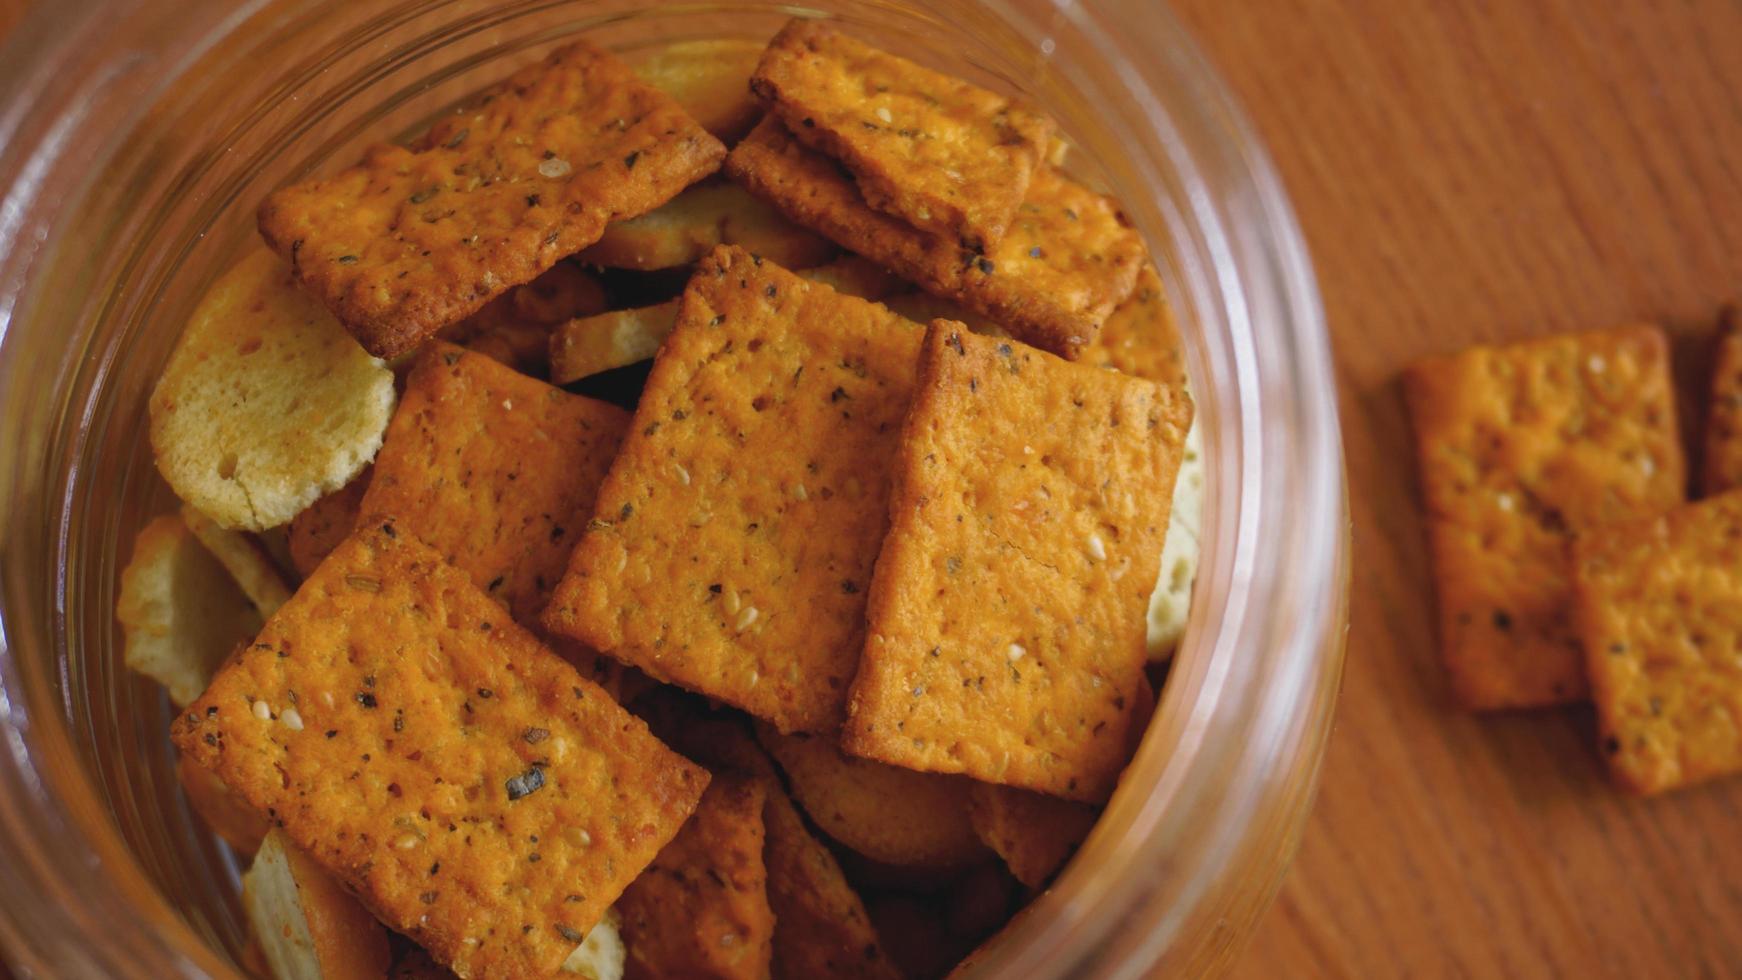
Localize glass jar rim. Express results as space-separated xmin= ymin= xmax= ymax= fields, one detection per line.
xmin=0 ymin=1 xmax=1346 ymax=976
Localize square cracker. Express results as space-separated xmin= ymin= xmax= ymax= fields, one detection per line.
xmin=1404 ymin=325 xmax=1685 ymax=710
xmin=543 ymin=246 xmax=925 ymax=733
xmin=171 ymin=522 xmax=708 ymax=979
xmin=1702 ymin=306 xmax=1742 ymax=495
xmin=725 ymin=116 xmax=1143 ymax=360
xmin=1573 ymin=492 xmax=1742 ymax=794
xmin=843 ymin=324 xmax=1190 ymax=802
xmin=750 ymin=19 xmax=1054 ymax=251
xmin=637 ymin=698 xmax=900 ymax=980
xmin=617 ymin=774 xmax=775 ymax=980
xmin=359 ymin=343 xmax=630 ymax=626
xmin=258 ymin=41 xmax=725 ymax=359
xmin=1081 ymin=264 xmax=1188 ymax=391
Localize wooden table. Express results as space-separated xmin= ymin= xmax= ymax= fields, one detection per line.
xmin=1166 ymin=1 xmax=1742 ymax=976
xmin=4 ymin=1 xmax=1739 ymax=977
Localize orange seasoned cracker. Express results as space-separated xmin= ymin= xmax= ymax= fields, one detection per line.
xmin=438 ymin=261 xmax=609 ymax=375
xmin=287 ymin=470 xmax=369 ymax=580
xmin=757 ymin=724 xmax=986 ymax=869
xmin=171 ymin=522 xmax=708 ymax=978
xmin=1703 ymin=306 xmax=1742 ymax=495
xmin=844 ymin=325 xmax=1189 ymax=802
xmin=1573 ymin=491 xmax=1742 ymax=794
xmin=726 ymin=117 xmax=1140 ymax=359
xmin=544 ymin=246 xmax=925 ymax=733
xmin=966 ymin=783 xmax=1097 ymax=889
xmin=1082 ymin=264 xmax=1187 ymax=390
xmin=638 ymin=701 xmax=899 ymax=980
xmin=258 ymin=42 xmax=725 ymax=359
xmin=359 ymin=343 xmax=630 ymax=625
xmin=1404 ymin=325 xmax=1686 ymax=710
xmin=579 ymin=179 xmax=835 ymax=272
xmin=618 ymin=774 xmax=774 ymax=980
xmin=751 ymin=19 xmax=1053 ymax=250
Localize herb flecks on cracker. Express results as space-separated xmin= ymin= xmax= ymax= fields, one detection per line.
xmin=1405 ymin=325 xmax=1686 ymax=710
xmin=844 ymin=324 xmax=1190 ymax=802
xmin=726 ymin=116 xmax=1141 ymax=359
xmin=359 ymin=343 xmax=630 ymax=626
xmin=544 ymin=246 xmax=924 ymax=733
xmin=172 ymin=521 xmax=708 ymax=978
xmin=258 ymin=42 xmax=725 ymax=359
xmin=751 ymin=19 xmax=1054 ymax=251
xmin=617 ymin=775 xmax=775 ymax=980
xmin=1573 ymin=491 xmax=1742 ymax=795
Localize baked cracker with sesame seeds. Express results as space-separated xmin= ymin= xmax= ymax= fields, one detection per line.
xmin=543 ymin=245 xmax=926 ymax=734
xmin=1572 ymin=490 xmax=1742 ymax=794
xmin=1702 ymin=305 xmax=1742 ymax=495
xmin=616 ymin=774 xmax=775 ymax=980
xmin=258 ymin=41 xmax=726 ymax=360
xmin=636 ymin=697 xmax=902 ymax=980
xmin=171 ymin=521 xmax=708 ymax=979
xmin=725 ymin=116 xmax=1143 ymax=360
xmin=749 ymin=18 xmax=1054 ymax=251
xmin=844 ymin=324 xmax=1190 ymax=802
xmin=1404 ymin=325 xmax=1686 ymax=711
xmin=358 ymin=343 xmax=630 ymax=627
xmin=287 ymin=469 xmax=370 ymax=579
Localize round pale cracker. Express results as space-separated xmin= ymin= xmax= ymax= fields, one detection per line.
xmin=181 ymin=503 xmax=293 ymax=616
xmin=150 ymin=248 xmax=395 ymax=531
xmin=1146 ymin=411 xmax=1204 ymax=660
xmin=756 ymin=723 xmax=987 ymax=870
xmin=116 ymin=514 xmax=262 ymax=706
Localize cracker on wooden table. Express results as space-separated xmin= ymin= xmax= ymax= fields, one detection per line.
xmin=632 ymin=39 xmax=768 ymax=144
xmin=1572 ymin=491 xmax=1742 ymax=794
xmin=579 ymin=179 xmax=836 ymax=271
xmin=844 ymin=324 xmax=1190 ymax=802
xmin=172 ymin=521 xmax=708 ymax=978
xmin=725 ymin=116 xmax=1141 ymax=359
xmin=751 ymin=19 xmax=1054 ymax=250
xmin=618 ymin=774 xmax=775 ymax=980
xmin=544 ymin=246 xmax=925 ymax=733
xmin=547 ymin=255 xmax=904 ymax=385
xmin=636 ymin=699 xmax=900 ymax=980
xmin=287 ymin=470 xmax=370 ymax=580
xmin=966 ymin=783 xmax=1097 ymax=889
xmin=118 ymin=515 xmax=263 ymax=707
xmin=1702 ymin=306 xmax=1742 ymax=495
xmin=756 ymin=723 xmax=987 ymax=869
xmin=245 ymin=829 xmax=394 ymax=980
xmin=150 ymin=249 xmax=395 ymax=531
xmin=181 ymin=504 xmax=295 ymax=617
xmin=258 ymin=42 xmax=726 ymax=359
xmin=359 ymin=343 xmax=630 ymax=626
xmin=1404 ymin=325 xmax=1686 ymax=710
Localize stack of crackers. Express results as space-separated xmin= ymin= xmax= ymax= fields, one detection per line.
xmin=125 ymin=20 xmax=1198 ymax=980
xmin=1408 ymin=310 xmax=1742 ymax=796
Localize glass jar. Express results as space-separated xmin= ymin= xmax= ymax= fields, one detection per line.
xmin=0 ymin=0 xmax=1348 ymax=976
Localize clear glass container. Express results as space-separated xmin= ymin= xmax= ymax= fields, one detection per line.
xmin=0 ymin=0 xmax=1347 ymax=976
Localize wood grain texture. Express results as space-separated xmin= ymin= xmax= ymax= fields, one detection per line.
xmin=1167 ymin=1 xmax=1742 ymax=976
